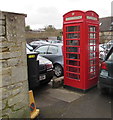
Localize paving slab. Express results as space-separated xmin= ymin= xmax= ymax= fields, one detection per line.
xmin=45 ymin=87 xmax=85 ymax=103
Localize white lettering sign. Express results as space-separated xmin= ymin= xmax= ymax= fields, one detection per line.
xmin=66 ymin=16 xmax=82 ymax=21
xmin=86 ymin=16 xmax=97 ymax=20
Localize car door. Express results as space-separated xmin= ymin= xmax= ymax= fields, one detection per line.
xmin=34 ymin=45 xmax=63 ymax=65
xmin=44 ymin=45 xmax=59 ymax=63
xmin=104 ymin=47 xmax=113 ymax=85
xmin=106 ymin=47 xmax=113 ymax=78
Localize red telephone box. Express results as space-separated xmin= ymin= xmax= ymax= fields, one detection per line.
xmin=63 ymin=10 xmax=99 ymax=91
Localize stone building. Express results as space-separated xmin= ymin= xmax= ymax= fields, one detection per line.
xmin=99 ymin=16 xmax=113 ymax=43
xmin=0 ymin=11 xmax=30 ymax=119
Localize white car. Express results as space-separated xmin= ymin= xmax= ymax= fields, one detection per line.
xmin=99 ymin=45 xmax=106 ymax=60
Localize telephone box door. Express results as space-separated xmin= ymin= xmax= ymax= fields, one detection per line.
xmin=63 ymin=23 xmax=84 ymax=89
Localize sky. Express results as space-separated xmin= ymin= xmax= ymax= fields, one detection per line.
xmin=0 ymin=0 xmax=112 ymax=30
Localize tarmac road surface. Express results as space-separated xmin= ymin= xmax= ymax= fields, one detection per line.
xmin=33 ymin=82 xmax=112 ymax=119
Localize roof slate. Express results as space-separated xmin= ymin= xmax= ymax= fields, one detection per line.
xmin=99 ymin=17 xmax=113 ymax=32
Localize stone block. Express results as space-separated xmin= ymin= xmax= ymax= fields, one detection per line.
xmin=0 ymin=85 xmax=2 ymax=94
xmin=8 ymin=42 xmax=15 ymax=48
xmin=0 ymin=60 xmax=8 ymax=68
xmin=2 ymin=108 xmax=12 ymax=118
xmin=0 ymin=52 xmax=10 ymax=60
xmin=0 ymin=41 xmax=8 ymax=48
xmin=7 ymin=57 xmax=21 ymax=67
xmin=0 ymin=12 xmax=5 ymax=19
xmin=0 ymin=67 xmax=11 ymax=75
xmin=0 ymin=110 xmax=2 ymax=119
xmin=52 ymin=76 xmax=64 ymax=88
xmin=2 ymin=87 xmax=12 ymax=100
xmin=9 ymin=46 xmax=21 ymax=52
xmin=2 ymin=99 xmax=7 ymax=110
xmin=0 ymin=37 xmax=7 ymax=42
xmin=8 ymin=106 xmax=30 ymax=118
xmin=0 ymin=26 xmax=5 ymax=36
xmin=21 ymin=41 xmax=26 ymax=54
xmin=11 ymin=66 xmax=27 ymax=83
xmin=1 ymin=47 xmax=9 ymax=52
xmin=0 ymin=100 xmax=2 ymax=110
xmin=12 ymin=88 xmax=21 ymax=96
xmin=20 ymin=54 xmax=27 ymax=66
xmin=0 ymin=88 xmax=2 ymax=108
xmin=10 ymin=51 xmax=21 ymax=58
xmin=0 ymin=19 xmax=5 ymax=25
xmin=8 ymin=93 xmax=22 ymax=107
xmin=2 ymin=74 xmax=11 ymax=87
xmin=0 ymin=75 xmax=2 ymax=88
xmin=7 ymin=82 xmax=23 ymax=90
xmin=8 ymin=83 xmax=29 ymax=107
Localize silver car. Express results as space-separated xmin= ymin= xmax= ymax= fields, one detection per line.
xmin=34 ymin=43 xmax=63 ymax=77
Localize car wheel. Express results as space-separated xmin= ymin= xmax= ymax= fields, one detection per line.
xmin=54 ymin=64 xmax=63 ymax=77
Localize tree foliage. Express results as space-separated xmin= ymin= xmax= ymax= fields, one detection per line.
xmin=25 ymin=25 xmax=31 ymax=31
xmin=44 ymin=25 xmax=56 ymax=32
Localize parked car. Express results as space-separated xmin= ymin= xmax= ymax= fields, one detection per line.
xmin=29 ymin=40 xmax=49 ymax=49
xmin=34 ymin=43 xmax=63 ymax=77
xmin=48 ymin=40 xmax=63 ymax=44
xmin=26 ymin=43 xmax=34 ymax=51
xmin=37 ymin=55 xmax=54 ymax=84
xmin=107 ymin=40 xmax=113 ymax=45
xmin=103 ymin=40 xmax=113 ymax=55
xmin=26 ymin=44 xmax=54 ymax=89
xmin=99 ymin=45 xmax=113 ymax=94
xmin=99 ymin=44 xmax=106 ymax=60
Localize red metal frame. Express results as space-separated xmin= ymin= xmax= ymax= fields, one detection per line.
xmin=63 ymin=10 xmax=99 ymax=90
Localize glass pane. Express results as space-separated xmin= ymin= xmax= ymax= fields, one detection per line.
xmin=67 ymin=66 xmax=80 ymax=73
xmin=67 ymin=26 xmax=80 ymax=32
xmin=89 ymin=33 xmax=96 ymax=39
xmin=108 ymin=52 xmax=113 ymax=61
xmin=66 ymin=60 xmax=80 ymax=66
xmin=89 ymin=26 xmax=96 ymax=32
xmin=66 ymin=40 xmax=80 ymax=46
xmin=90 ymin=66 xmax=96 ymax=72
xmin=48 ymin=45 xmax=58 ymax=54
xmin=90 ymin=52 xmax=96 ymax=59
xmin=89 ymin=40 xmax=96 ymax=45
xmin=90 ymin=66 xmax=94 ymax=72
xmin=67 ymin=33 xmax=80 ymax=39
xmin=90 ymin=72 xmax=96 ymax=78
xmin=90 ymin=60 xmax=96 ymax=65
xmin=67 ymin=47 xmax=80 ymax=52
xmin=90 ymin=46 xmax=96 ymax=52
xmin=90 ymin=46 xmax=93 ymax=51
xmin=35 ymin=45 xmax=48 ymax=54
xmin=67 ymin=73 xmax=80 ymax=80
xmin=67 ymin=54 xmax=80 ymax=59
xmin=90 ymin=53 xmax=94 ymax=59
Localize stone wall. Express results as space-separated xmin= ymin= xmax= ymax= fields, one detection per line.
xmin=99 ymin=31 xmax=113 ymax=43
xmin=0 ymin=11 xmax=30 ymax=119
xmin=26 ymin=30 xmax=62 ymax=43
